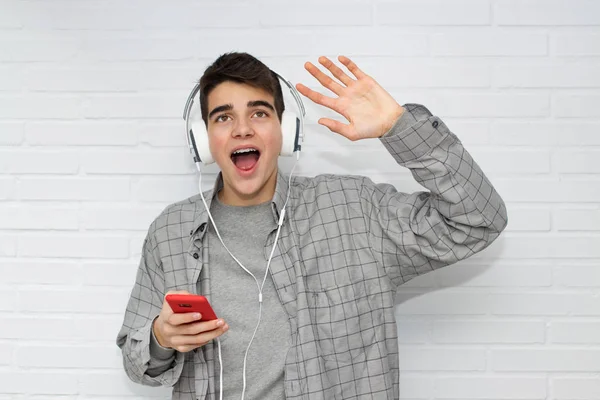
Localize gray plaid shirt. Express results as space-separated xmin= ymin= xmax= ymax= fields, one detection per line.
xmin=116 ymin=104 xmax=508 ymax=400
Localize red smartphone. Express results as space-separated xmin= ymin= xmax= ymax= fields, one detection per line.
xmin=165 ymin=294 xmax=218 ymax=321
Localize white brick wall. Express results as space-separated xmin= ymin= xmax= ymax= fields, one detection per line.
xmin=0 ymin=0 xmax=598 ymax=398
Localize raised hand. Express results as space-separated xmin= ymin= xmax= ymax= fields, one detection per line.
xmin=296 ymin=55 xmax=404 ymax=141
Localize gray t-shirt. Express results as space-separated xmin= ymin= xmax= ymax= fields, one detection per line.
xmin=202 ymin=193 xmax=291 ymax=399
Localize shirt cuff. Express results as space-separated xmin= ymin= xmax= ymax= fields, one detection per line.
xmin=380 ymin=103 xmax=452 ymax=163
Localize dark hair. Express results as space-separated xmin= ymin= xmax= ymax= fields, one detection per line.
xmin=199 ymin=52 xmax=285 ymax=125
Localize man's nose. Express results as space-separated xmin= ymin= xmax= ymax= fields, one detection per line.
xmin=233 ymin=119 xmax=253 ymax=138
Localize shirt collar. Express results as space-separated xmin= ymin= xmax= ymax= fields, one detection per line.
xmin=189 ymin=169 xmax=290 ymax=240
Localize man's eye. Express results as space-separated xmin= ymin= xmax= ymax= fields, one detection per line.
xmin=254 ymin=111 xmax=268 ymax=118
xmin=215 ymin=115 xmax=229 ymax=122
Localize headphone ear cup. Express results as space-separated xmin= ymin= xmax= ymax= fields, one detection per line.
xmin=280 ymin=111 xmax=301 ymax=157
xmin=190 ymin=119 xmax=214 ymax=165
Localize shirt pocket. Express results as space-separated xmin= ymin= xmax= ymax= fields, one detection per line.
xmin=306 ymin=284 xmax=377 ymax=364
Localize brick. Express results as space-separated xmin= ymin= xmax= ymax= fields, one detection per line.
xmin=0 ymin=66 xmax=23 ymax=91
xmin=0 ymin=234 xmax=17 ymax=257
xmin=0 ymin=178 xmax=15 ymax=199
xmin=0 ymin=343 xmax=12 ymax=365
xmin=81 ymin=204 xmax=162 ymax=231
xmin=342 ymin=59 xmax=491 ymax=90
xmin=398 ymin=375 xmax=433 ymax=398
xmin=26 ymin=66 xmax=140 ymax=92
xmin=18 ymin=234 xmax=130 ymax=259
xmin=18 ymin=288 xmax=131 ymax=314
xmin=16 ymin=345 xmax=120 ymax=368
xmin=74 ymin=316 xmax=125 ymax=343
xmin=469 ymin=148 xmax=550 ymax=174
xmin=133 ymin=176 xmax=202 ymax=202
xmin=396 ymin=291 xmax=488 ymax=315
xmin=142 ymin=3 xmax=259 ymax=28
xmin=0 ymin=150 xmax=79 ymax=174
xmin=493 ymin=349 xmax=600 ymax=371
xmin=552 ymin=34 xmax=600 ymax=56
xmin=376 ymin=0 xmax=490 ymax=25
xmin=0 ymin=372 xmax=77 ymax=395
xmin=556 ymin=209 xmax=600 ymax=231
xmin=0 ymin=95 xmax=82 ymax=119
xmin=491 ymin=122 xmax=600 ymax=146
xmin=0 ymin=316 xmax=76 ymax=340
xmin=554 ymin=94 xmax=600 ymax=118
xmin=503 ymin=207 xmax=551 ymax=231
xmin=83 ymin=94 xmax=181 ymax=118
xmin=18 ymin=1 xmax=140 ymax=30
xmin=0 ymin=122 xmax=24 ymax=145
xmin=192 ymin=31 xmax=316 ymax=58
xmin=139 ymin=121 xmax=188 ymax=147
xmin=395 ymin=319 xmax=431 ymax=343
xmin=79 ymin=371 xmax=170 ymax=396
xmin=556 ymin=265 xmax=600 ymax=287
xmin=435 ymin=376 xmax=546 ymax=398
xmin=437 ymin=263 xmax=552 ymax=287
xmin=553 ymin=378 xmax=600 ymax=399
xmin=433 ymin=320 xmax=545 ymax=343
xmin=554 ymin=150 xmax=600 ymax=173
xmin=494 ymin=64 xmax=600 ymax=88
xmin=78 ymin=36 xmax=197 ymax=61
xmin=431 ymin=32 xmax=547 ymax=56
xmin=0 ymin=260 xmax=80 ymax=284
xmin=0 ymin=288 xmax=16 ymax=312
xmin=0 ymin=1 xmax=21 ymax=28
xmin=550 ymin=322 xmax=600 ymax=344
xmin=485 ymin=236 xmax=600 ymax=259
xmin=492 ymin=178 xmax=600 ymax=202
xmin=572 ymin=295 xmax=600 ymax=316
xmin=82 ymin=149 xmax=195 ymax=175
xmin=0 ymin=35 xmax=80 ymax=61
xmin=420 ymin=93 xmax=549 ymax=117
xmin=308 ymin=30 xmax=429 ymax=57
xmin=495 ymin=0 xmax=600 ymax=26
xmin=0 ymin=204 xmax=78 ymax=230
xmin=26 ymin=121 xmax=137 ymax=146
xmin=491 ymin=293 xmax=600 ymax=315
xmin=398 ymin=347 xmax=485 ymax=371
xmin=260 ymin=2 xmax=372 ymax=26
xmin=18 ymin=177 xmax=130 ymax=201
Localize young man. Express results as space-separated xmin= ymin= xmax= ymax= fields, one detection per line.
xmin=117 ymin=52 xmax=508 ymax=400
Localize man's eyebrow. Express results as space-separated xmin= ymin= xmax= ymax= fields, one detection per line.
xmin=208 ymin=104 xmax=233 ymax=120
xmin=248 ymin=100 xmax=275 ymax=111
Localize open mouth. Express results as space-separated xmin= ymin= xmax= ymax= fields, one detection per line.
xmin=231 ymin=147 xmax=260 ymax=172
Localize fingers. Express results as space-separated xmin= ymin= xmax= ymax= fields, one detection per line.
xmin=295 ymin=83 xmax=338 ymax=111
xmin=318 ymin=56 xmax=354 ymax=86
xmin=318 ymin=118 xmax=357 ymax=141
xmin=168 ymin=311 xmax=202 ymax=326
xmin=303 ymin=61 xmax=344 ymax=95
xmin=338 ymin=55 xmax=367 ymax=80
xmin=169 ymin=322 xmax=229 ymax=353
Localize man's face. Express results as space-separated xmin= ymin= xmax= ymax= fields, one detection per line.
xmin=206 ymin=81 xmax=282 ymax=206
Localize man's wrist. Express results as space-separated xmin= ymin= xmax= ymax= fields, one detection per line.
xmin=152 ymin=316 xmax=170 ymax=349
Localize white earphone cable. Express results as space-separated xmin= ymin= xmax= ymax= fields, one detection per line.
xmin=195 ymin=152 xmax=299 ymax=400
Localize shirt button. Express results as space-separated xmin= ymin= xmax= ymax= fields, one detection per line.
xmin=193 ymin=253 xmax=199 ymax=259
xmin=199 ymin=223 xmax=206 ymax=232
xmin=432 ymin=120 xmax=439 ymax=128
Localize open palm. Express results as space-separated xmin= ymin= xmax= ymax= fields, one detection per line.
xmin=296 ymin=56 xmax=404 ymax=141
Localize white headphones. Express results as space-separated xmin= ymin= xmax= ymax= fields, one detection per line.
xmin=182 ymin=70 xmax=306 ymax=165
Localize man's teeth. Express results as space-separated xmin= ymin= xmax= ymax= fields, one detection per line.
xmin=233 ymin=148 xmax=257 ymax=155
